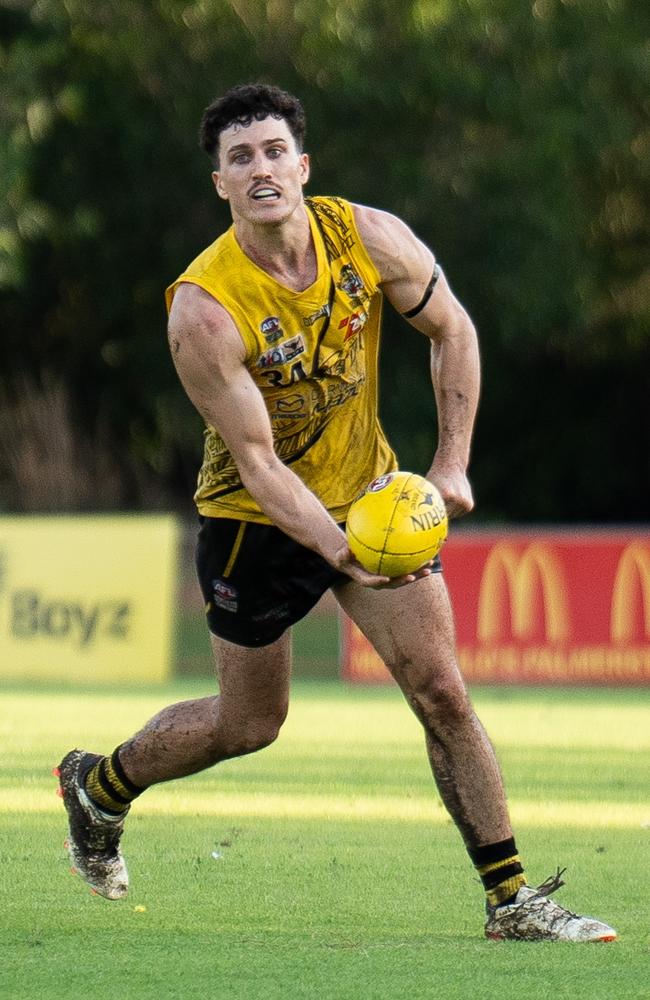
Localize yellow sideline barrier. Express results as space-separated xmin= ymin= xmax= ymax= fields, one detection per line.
xmin=0 ymin=515 xmax=179 ymax=684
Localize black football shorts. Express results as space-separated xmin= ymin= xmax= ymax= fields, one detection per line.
xmin=195 ymin=515 xmax=443 ymax=648
xmin=195 ymin=515 xmax=347 ymax=647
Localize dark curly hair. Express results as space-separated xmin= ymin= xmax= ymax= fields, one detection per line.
xmin=199 ymin=83 xmax=306 ymax=165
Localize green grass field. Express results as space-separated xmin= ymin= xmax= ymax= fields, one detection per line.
xmin=2 ymin=680 xmax=649 ymax=1000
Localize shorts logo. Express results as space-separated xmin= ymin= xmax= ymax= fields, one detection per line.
xmin=212 ymin=579 xmax=238 ymax=613
xmin=366 ymin=473 xmax=394 ymax=493
xmin=251 ymin=604 xmax=290 ymax=623
xmin=337 ymin=265 xmax=364 ymax=298
xmin=258 ymin=335 xmax=305 ymax=369
xmin=260 ymin=316 xmax=283 ymax=343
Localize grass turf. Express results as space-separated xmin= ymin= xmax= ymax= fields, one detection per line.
xmin=1 ymin=680 xmax=649 ymax=999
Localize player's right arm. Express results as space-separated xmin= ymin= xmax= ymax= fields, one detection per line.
xmin=167 ymin=282 xmax=395 ymax=587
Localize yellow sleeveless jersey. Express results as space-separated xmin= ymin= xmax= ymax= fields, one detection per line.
xmin=165 ymin=196 xmax=397 ymax=523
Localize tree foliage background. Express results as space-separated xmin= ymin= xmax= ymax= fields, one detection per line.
xmin=1 ymin=0 xmax=648 ymax=521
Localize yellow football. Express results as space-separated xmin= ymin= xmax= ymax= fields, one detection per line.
xmin=346 ymin=471 xmax=448 ymax=577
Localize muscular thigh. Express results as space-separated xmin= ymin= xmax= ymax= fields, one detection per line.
xmin=333 ymin=574 xmax=464 ymax=696
xmin=211 ymin=629 xmax=292 ymax=723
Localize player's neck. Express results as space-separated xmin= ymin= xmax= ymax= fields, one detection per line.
xmin=234 ymin=204 xmax=317 ymax=292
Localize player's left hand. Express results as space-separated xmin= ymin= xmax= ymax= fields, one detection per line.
xmin=336 ymin=549 xmax=434 ymax=589
xmin=426 ymin=460 xmax=474 ymax=520
xmin=379 ymin=562 xmax=435 ymax=589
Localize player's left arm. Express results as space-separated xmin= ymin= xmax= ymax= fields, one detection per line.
xmin=353 ymin=203 xmax=480 ymax=519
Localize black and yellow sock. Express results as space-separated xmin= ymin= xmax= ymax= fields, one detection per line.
xmin=84 ymin=747 xmax=144 ymax=815
xmin=468 ymin=837 xmax=527 ymax=907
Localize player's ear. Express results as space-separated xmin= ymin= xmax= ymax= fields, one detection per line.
xmin=212 ymin=171 xmax=228 ymax=201
xmin=299 ymin=153 xmax=310 ymax=187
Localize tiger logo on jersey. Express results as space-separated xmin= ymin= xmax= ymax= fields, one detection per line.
xmin=337 ymin=265 xmax=364 ymax=298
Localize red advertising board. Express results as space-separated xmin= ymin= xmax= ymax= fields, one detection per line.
xmin=341 ymin=531 xmax=650 ymax=686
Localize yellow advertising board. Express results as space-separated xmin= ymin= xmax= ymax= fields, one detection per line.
xmin=0 ymin=515 xmax=179 ymax=684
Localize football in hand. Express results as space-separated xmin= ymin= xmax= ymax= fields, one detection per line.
xmin=346 ymin=471 xmax=448 ymax=577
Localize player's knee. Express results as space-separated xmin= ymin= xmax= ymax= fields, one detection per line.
xmin=239 ymin=717 xmax=285 ymax=754
xmin=217 ymin=705 xmax=288 ymax=758
xmin=407 ymin=672 xmax=473 ymax=733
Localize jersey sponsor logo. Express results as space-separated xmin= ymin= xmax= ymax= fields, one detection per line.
xmin=272 ymin=393 xmax=307 ymax=430
xmin=303 ymin=304 xmax=331 ymax=327
xmin=260 ymin=316 xmax=283 ymax=343
xmin=313 ymin=378 xmax=363 ymax=413
xmin=275 ymin=394 xmax=305 ymax=413
xmin=282 ymin=336 xmax=305 ymax=362
xmin=258 ymin=335 xmax=305 ymax=370
xmin=338 ymin=310 xmax=368 ymax=340
xmin=337 ymin=264 xmax=364 ymax=298
xmin=212 ymin=578 xmax=238 ymax=613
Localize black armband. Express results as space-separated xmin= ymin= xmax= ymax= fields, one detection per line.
xmin=402 ymin=264 xmax=441 ymax=319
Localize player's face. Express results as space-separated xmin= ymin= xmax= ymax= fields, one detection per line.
xmin=213 ymin=117 xmax=310 ymax=226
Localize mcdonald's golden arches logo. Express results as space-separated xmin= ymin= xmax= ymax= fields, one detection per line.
xmin=477 ymin=543 xmax=570 ymax=643
xmin=610 ymin=542 xmax=650 ymax=642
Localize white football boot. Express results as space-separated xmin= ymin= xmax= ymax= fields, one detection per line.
xmin=55 ymin=749 xmax=129 ymax=900
xmin=485 ymin=870 xmax=617 ymax=942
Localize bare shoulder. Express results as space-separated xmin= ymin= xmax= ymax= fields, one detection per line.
xmin=352 ymin=203 xmax=433 ymax=284
xmin=167 ymin=281 xmax=245 ymax=362
xmin=168 ymin=281 xmax=232 ymax=333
